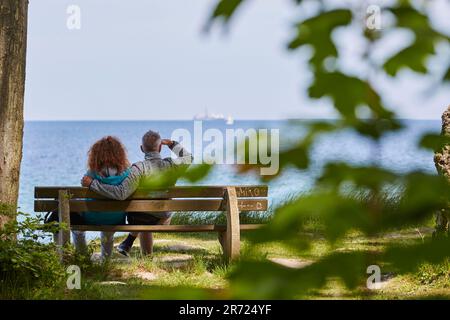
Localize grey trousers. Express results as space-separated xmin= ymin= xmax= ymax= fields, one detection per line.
xmin=72 ymin=231 xmax=115 ymax=258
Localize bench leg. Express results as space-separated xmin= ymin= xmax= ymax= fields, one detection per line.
xmin=57 ymin=190 xmax=71 ymax=259
xmin=219 ymin=187 xmax=240 ymax=263
xmin=218 ymin=231 xmax=227 ymax=257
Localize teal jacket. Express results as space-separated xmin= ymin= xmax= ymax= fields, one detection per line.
xmin=82 ymin=169 xmax=130 ymax=225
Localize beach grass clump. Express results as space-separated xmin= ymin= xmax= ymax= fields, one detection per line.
xmin=169 ymin=188 xmax=434 ymax=236
xmin=170 ymin=210 xmax=272 ymax=226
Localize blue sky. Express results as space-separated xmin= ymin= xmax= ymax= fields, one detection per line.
xmin=25 ymin=0 xmax=450 ymax=121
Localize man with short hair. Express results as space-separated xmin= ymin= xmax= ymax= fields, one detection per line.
xmin=82 ymin=130 xmax=193 ymax=256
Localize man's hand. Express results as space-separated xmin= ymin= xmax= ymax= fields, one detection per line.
xmin=81 ymin=175 xmax=93 ymax=187
xmin=161 ymin=139 xmax=174 ymax=147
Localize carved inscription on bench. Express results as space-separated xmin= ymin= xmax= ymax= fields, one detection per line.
xmin=238 ymin=200 xmax=264 ymax=211
xmin=236 ymin=187 xmax=262 ymax=198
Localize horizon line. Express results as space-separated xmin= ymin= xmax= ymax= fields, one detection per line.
xmin=23 ymin=118 xmax=440 ymax=122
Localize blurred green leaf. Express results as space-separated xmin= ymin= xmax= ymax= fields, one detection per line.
xmin=229 ymin=251 xmax=369 ymax=299
xmin=248 ymin=170 xmax=450 ymax=245
xmin=235 ymin=121 xmax=342 ymax=178
xmin=206 ymin=0 xmax=245 ymax=30
xmin=384 ymin=236 xmax=450 ymax=272
xmin=230 ymin=236 xmax=450 ymax=299
xmin=444 ymin=67 xmax=450 ymax=82
xmin=182 ymin=164 xmax=212 ymax=182
xmin=384 ymin=6 xmax=450 ymax=76
xmin=277 ymin=121 xmax=342 ymax=170
xmin=318 ymin=163 xmax=398 ymax=190
xmin=288 ymin=9 xmax=352 ymax=70
xmin=389 ymin=6 xmax=449 ymax=40
xmin=393 ymin=172 xmax=450 ymax=225
xmin=247 ymin=191 xmax=369 ymax=244
xmin=349 ymin=118 xmax=403 ymax=139
xmin=384 ymin=39 xmax=435 ymax=76
xmin=139 ymin=164 xmax=211 ymax=189
xmin=201 ymin=0 xmax=450 ymax=300
xmin=308 ymin=72 xmax=394 ymax=124
xmin=420 ymin=133 xmax=450 ymax=151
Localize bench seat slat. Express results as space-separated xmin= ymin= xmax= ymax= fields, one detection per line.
xmin=34 ymin=199 xmax=268 ymax=212
xmin=71 ymin=224 xmax=263 ymax=232
xmin=34 ymin=185 xmax=268 ymax=199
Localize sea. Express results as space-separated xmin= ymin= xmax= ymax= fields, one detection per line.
xmin=19 ymin=119 xmax=440 ymax=237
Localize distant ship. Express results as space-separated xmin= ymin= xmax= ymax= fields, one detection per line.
xmin=194 ymin=108 xmax=234 ymax=125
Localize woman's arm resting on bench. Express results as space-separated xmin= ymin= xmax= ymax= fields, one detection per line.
xmin=87 ymin=165 xmax=142 ymax=200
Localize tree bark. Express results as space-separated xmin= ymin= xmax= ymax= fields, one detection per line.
xmin=0 ymin=0 xmax=28 ymax=227
xmin=434 ymin=105 xmax=450 ymax=177
xmin=433 ymin=105 xmax=450 ymax=233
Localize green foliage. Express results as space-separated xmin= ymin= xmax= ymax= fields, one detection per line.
xmin=444 ymin=67 xmax=450 ymax=82
xmin=383 ymin=39 xmax=434 ymax=76
xmin=229 ymin=252 xmax=369 ymax=299
xmin=416 ymin=259 xmax=449 ymax=285
xmin=229 ymin=237 xmax=450 ymax=299
xmin=139 ymin=164 xmax=212 ymax=189
xmin=0 ymin=213 xmax=65 ymax=298
xmin=383 ymin=5 xmax=449 ymax=76
xmin=206 ymin=0 xmax=450 ymax=299
xmin=0 ymin=202 xmax=16 ymax=223
xmin=205 ymin=0 xmax=244 ymax=30
xmin=285 ymin=7 xmax=401 ymax=134
xmin=309 ymin=73 xmax=377 ymax=117
xmin=5 ymin=0 xmax=448 ymax=300
xmin=420 ymin=133 xmax=450 ymax=151
xmin=318 ymin=163 xmax=398 ymax=190
xmin=288 ymin=9 xmax=352 ymax=70
xmin=0 ymin=211 xmax=119 ymax=299
xmin=308 ymin=73 xmax=400 ymax=136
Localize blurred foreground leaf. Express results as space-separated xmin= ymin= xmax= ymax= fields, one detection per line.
xmin=139 ymin=164 xmax=212 ymax=189
xmin=384 ymin=5 xmax=450 ymax=76
xmin=206 ymin=0 xmax=245 ymax=30
xmin=288 ymin=9 xmax=352 ymax=70
xmin=420 ymin=133 xmax=450 ymax=151
xmin=229 ymin=237 xmax=450 ymax=299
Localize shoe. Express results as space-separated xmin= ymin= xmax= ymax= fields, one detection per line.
xmin=90 ymin=252 xmax=105 ymax=264
xmin=116 ymin=242 xmax=131 ymax=257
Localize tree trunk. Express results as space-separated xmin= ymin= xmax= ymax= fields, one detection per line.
xmin=0 ymin=0 xmax=28 ymax=227
xmin=433 ymin=105 xmax=450 ymax=233
xmin=434 ymin=105 xmax=450 ymax=177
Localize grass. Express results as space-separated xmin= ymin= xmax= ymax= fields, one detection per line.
xmin=170 ymin=211 xmax=273 ymax=225
xmin=30 ymin=221 xmax=446 ymax=300
xmin=2 ymin=228 xmax=448 ymax=299
xmin=1 ymin=203 xmax=448 ymax=300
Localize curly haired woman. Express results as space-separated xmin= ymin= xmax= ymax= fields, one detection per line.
xmin=72 ymin=136 xmax=130 ymax=260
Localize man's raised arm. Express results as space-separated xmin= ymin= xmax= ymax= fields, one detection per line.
xmin=164 ymin=140 xmax=193 ymax=167
xmin=87 ymin=165 xmax=142 ymax=200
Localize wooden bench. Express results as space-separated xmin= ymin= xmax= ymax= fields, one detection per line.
xmin=34 ymin=185 xmax=268 ymax=261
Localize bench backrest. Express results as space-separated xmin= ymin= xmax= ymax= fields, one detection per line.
xmin=34 ymin=185 xmax=268 ymax=213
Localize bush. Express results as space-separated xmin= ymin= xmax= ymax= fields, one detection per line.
xmin=417 ymin=259 xmax=450 ymax=285
xmin=0 ymin=212 xmax=66 ymax=298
